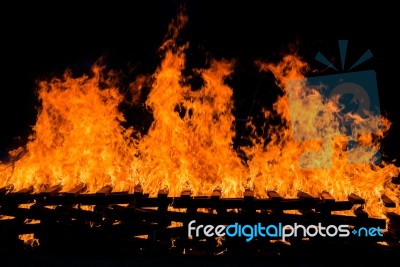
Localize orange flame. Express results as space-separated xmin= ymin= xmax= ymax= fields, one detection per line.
xmin=247 ymin=54 xmax=400 ymax=217
xmin=132 ymin=13 xmax=246 ymax=196
xmin=0 ymin=66 xmax=137 ymax=192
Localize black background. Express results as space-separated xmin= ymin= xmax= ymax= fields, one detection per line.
xmin=1 ymin=1 xmax=399 ymax=164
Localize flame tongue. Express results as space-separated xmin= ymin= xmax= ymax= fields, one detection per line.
xmin=135 ymin=14 xmax=246 ymax=197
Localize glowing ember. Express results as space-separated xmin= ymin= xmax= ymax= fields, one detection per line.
xmin=0 ymin=12 xmax=399 ymax=219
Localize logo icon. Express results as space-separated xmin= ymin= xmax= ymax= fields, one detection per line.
xmin=287 ymin=40 xmax=381 ymax=169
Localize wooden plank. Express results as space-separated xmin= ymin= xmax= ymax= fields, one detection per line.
xmin=243 ymin=189 xmax=254 ymax=200
xmin=266 ymin=190 xmax=282 ymax=201
xmin=41 ymin=185 xmax=63 ymax=196
xmin=157 ymin=188 xmax=169 ymax=198
xmin=134 ymin=184 xmax=143 ymax=197
xmin=0 ymin=192 xmax=357 ymax=212
xmin=348 ymin=193 xmax=365 ymax=205
xmin=180 ymin=188 xmax=192 ymax=199
xmin=157 ymin=188 xmax=169 ymax=212
xmin=96 ymin=185 xmax=112 ymax=196
xmin=297 ymin=191 xmax=314 ymax=201
xmin=381 ymin=194 xmax=396 ymax=208
xmin=15 ymin=186 xmax=34 ymax=195
xmin=211 ymin=188 xmax=222 ymax=200
xmin=320 ymin=191 xmax=335 ymax=203
xmin=0 ymin=203 xmax=388 ymax=239
xmin=297 ymin=192 xmax=317 ymax=215
xmin=65 ymin=184 xmax=87 ymax=196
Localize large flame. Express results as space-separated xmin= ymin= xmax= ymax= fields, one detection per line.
xmin=0 ymin=12 xmax=399 ymax=218
xmin=133 ymin=14 xmax=246 ymax=197
xmin=246 ymin=54 xmax=400 ymax=216
xmin=0 ymin=66 xmax=137 ymax=193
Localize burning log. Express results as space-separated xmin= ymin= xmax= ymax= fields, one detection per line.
xmin=348 ymin=193 xmax=365 ymax=205
xmin=0 ymin=187 xmax=393 ymax=234
xmin=66 ymin=184 xmax=87 ymax=196
xmin=180 ymin=188 xmax=192 ymax=200
xmin=180 ymin=187 xmax=195 ymax=215
xmin=297 ymin=191 xmax=317 ymax=202
xmin=134 ymin=184 xmax=144 ymax=197
xmin=96 ymin=186 xmax=113 ymax=196
xmin=1 ymin=187 xmax=35 ymax=207
xmin=1 ymin=185 xmax=396 ymax=255
xmin=158 ymin=187 xmax=169 ymax=198
xmin=94 ymin=185 xmax=114 ymax=209
xmin=297 ymin=191 xmax=316 ymax=216
xmin=320 ymin=191 xmax=335 ymax=203
xmin=131 ymin=184 xmax=145 ymax=209
xmin=244 ymin=188 xmax=254 ymax=200
xmin=266 ymin=190 xmax=283 ymax=215
xmin=1 ymin=191 xmax=361 ymax=213
xmin=317 ymin=191 xmax=336 ymax=216
xmin=381 ymin=194 xmax=396 ymax=208
xmin=41 ymin=184 xmax=63 ymax=196
xmin=157 ymin=187 xmax=169 ymax=213
xmin=210 ymin=188 xmax=224 ymax=216
xmin=243 ymin=188 xmax=255 ymax=215
xmin=211 ymin=188 xmax=222 ymax=200
xmin=15 ymin=186 xmax=34 ymax=195
xmin=266 ymin=190 xmax=282 ymax=201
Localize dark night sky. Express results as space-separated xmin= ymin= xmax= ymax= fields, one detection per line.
xmin=1 ymin=1 xmax=399 ymax=164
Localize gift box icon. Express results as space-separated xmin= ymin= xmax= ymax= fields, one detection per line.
xmin=286 ymin=41 xmax=382 ymax=169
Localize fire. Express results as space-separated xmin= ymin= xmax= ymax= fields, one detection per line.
xmin=247 ymin=54 xmax=400 ymax=216
xmin=0 ymin=66 xmax=137 ymax=193
xmin=0 ymin=12 xmax=399 ymax=218
xmin=135 ymin=14 xmax=246 ymax=196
